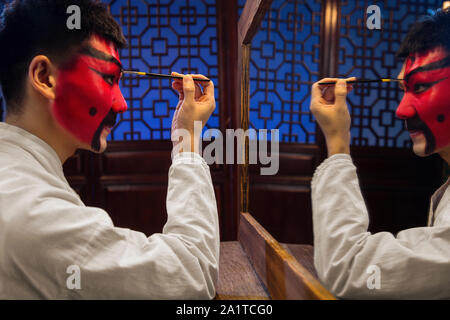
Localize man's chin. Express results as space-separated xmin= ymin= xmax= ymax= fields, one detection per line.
xmin=91 ymin=127 xmax=111 ymax=153
xmin=90 ymin=137 xmax=108 ymax=153
xmin=98 ymin=139 xmax=108 ymax=153
xmin=412 ymin=145 xmax=429 ymax=157
xmin=410 ymin=131 xmax=433 ymax=157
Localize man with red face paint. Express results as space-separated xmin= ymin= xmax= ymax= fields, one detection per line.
xmin=53 ymin=34 xmax=129 ymax=153
xmin=0 ymin=0 xmax=219 ymax=299
xmin=309 ymin=9 xmax=450 ymax=299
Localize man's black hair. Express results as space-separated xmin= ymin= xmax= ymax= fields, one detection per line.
xmin=397 ymin=8 xmax=450 ymax=59
xmin=0 ymin=0 xmax=127 ymax=114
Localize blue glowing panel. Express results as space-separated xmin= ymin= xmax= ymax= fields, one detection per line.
xmin=338 ymin=0 xmax=442 ymax=148
xmin=104 ymin=0 xmax=220 ymax=141
xmin=240 ymin=0 xmax=321 ymax=143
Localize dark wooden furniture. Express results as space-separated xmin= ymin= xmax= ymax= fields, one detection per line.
xmin=216 ymin=212 xmax=333 ymax=300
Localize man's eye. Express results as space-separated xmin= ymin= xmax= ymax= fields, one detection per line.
xmin=103 ymin=75 xmax=116 ymax=85
xmin=413 ymin=82 xmax=433 ymax=94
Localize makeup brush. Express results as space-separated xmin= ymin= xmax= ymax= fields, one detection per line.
xmin=123 ymin=70 xmax=211 ymax=82
xmin=318 ymin=79 xmax=404 ymax=85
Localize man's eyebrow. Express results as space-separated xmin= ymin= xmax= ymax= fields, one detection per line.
xmin=404 ymin=56 xmax=450 ymax=82
xmin=80 ymin=46 xmax=123 ymax=70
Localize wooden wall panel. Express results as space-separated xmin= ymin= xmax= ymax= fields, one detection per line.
xmin=248 ymin=143 xmax=319 ymax=244
xmin=103 ymin=185 xmax=168 ymax=236
xmin=249 ymin=185 xmax=313 ymax=244
xmin=352 ymin=147 xmax=444 ymax=234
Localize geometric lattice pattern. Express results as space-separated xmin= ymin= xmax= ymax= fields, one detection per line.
xmin=338 ymin=0 xmax=443 ymax=147
xmin=104 ymin=0 xmax=220 ymax=141
xmin=242 ymin=0 xmax=322 ymax=143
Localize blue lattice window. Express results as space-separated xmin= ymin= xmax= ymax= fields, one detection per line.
xmin=240 ymin=0 xmax=322 ymax=143
xmin=105 ymin=0 xmax=220 ymax=141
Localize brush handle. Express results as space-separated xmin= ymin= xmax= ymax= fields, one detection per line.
xmin=123 ymin=71 xmax=211 ymax=82
xmin=318 ymin=79 xmax=403 ymax=85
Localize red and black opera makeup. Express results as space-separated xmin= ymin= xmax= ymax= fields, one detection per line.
xmin=396 ymin=47 xmax=450 ymax=154
xmin=52 ymin=34 xmax=127 ymax=151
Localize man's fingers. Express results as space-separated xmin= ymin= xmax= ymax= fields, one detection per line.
xmin=346 ymin=77 xmax=356 ymax=94
xmin=182 ymin=75 xmax=196 ymax=103
xmin=172 ymin=81 xmax=183 ymax=91
xmin=191 ymin=73 xmax=210 ymax=81
xmin=334 ymin=79 xmax=350 ymax=106
xmin=201 ymin=79 xmax=214 ymax=102
xmin=172 ymin=72 xmax=214 ymax=106
xmin=171 ymin=72 xmax=183 ymax=87
xmin=312 ymin=78 xmax=338 ymax=100
xmin=190 ymin=73 xmax=214 ymax=101
xmin=171 ymin=72 xmax=196 ymax=102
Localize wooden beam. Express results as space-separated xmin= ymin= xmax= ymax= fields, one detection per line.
xmin=238 ymin=212 xmax=335 ymax=300
xmin=217 ymin=0 xmax=239 ymax=240
xmin=319 ymin=0 xmax=340 ymax=78
xmin=240 ymin=44 xmax=251 ymax=213
xmin=237 ymin=0 xmax=272 ymax=213
xmin=238 ymin=0 xmax=273 ymax=45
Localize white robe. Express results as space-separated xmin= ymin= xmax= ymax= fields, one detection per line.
xmin=312 ymin=154 xmax=450 ymax=299
xmin=0 ymin=123 xmax=219 ymax=299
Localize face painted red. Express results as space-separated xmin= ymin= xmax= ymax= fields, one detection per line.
xmin=396 ymin=47 xmax=450 ymax=156
xmin=53 ymin=34 xmax=127 ymax=152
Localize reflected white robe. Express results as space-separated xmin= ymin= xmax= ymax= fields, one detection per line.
xmin=312 ymin=154 xmax=450 ymax=299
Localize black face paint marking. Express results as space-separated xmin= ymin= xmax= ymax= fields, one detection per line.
xmin=91 ymin=108 xmax=118 ymax=151
xmin=413 ymin=77 xmax=448 ymax=94
xmin=405 ymin=114 xmax=436 ymax=154
xmin=88 ymin=67 xmax=116 ymax=86
xmin=81 ymin=46 xmax=123 ymax=70
xmin=404 ymin=56 xmax=450 ymax=82
xmin=437 ymin=114 xmax=445 ymax=123
xmin=89 ymin=107 xmax=97 ymax=116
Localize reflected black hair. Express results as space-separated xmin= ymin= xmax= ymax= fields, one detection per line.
xmin=397 ymin=8 xmax=450 ymax=59
xmin=0 ymin=0 xmax=127 ymax=114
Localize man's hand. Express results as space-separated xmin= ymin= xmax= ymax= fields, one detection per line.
xmin=310 ymin=77 xmax=355 ymax=157
xmin=171 ymin=72 xmax=215 ymax=154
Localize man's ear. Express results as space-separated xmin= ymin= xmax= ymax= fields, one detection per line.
xmin=28 ymin=55 xmax=57 ymax=101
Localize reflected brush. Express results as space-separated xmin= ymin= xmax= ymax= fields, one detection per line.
xmin=123 ymin=70 xmax=211 ymax=82
xmin=318 ymin=78 xmax=404 ymax=85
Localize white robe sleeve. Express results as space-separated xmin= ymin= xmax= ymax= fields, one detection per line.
xmin=8 ymin=152 xmax=219 ymax=299
xmin=311 ymin=154 xmax=450 ymax=299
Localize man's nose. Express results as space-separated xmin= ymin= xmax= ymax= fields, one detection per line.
xmin=111 ymin=86 xmax=128 ymax=113
xmin=396 ymin=94 xmax=417 ymax=119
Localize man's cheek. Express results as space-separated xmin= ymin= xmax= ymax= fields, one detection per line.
xmin=53 ymin=75 xmax=114 ymax=146
xmin=417 ymin=98 xmax=450 ymax=151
